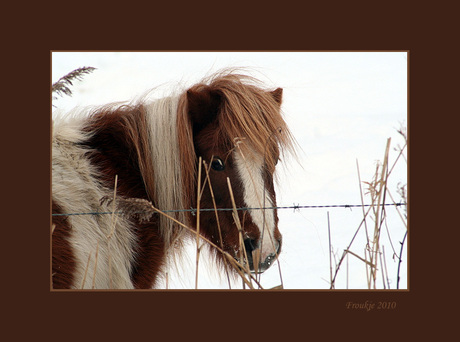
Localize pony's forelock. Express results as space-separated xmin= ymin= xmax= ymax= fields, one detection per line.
xmin=193 ymin=72 xmax=296 ymax=173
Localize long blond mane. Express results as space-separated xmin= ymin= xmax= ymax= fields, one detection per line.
xmin=143 ymin=96 xmax=188 ymax=250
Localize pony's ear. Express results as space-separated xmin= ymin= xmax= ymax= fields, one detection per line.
xmin=270 ymin=88 xmax=283 ymax=105
xmin=187 ymin=87 xmax=222 ymax=133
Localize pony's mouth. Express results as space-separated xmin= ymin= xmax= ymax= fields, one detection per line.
xmin=235 ymin=238 xmax=281 ymax=274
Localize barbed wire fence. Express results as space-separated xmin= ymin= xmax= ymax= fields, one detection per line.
xmin=51 ymin=200 xmax=408 ymax=290
xmin=51 ymin=202 xmax=406 ymax=217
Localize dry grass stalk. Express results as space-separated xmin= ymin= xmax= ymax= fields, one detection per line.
xmin=195 ymin=157 xmax=202 ymax=289
xmin=226 ymin=177 xmax=254 ymax=288
xmin=364 ymin=247 xmax=371 ymax=289
xmin=346 ymin=252 xmax=349 ymax=289
xmin=81 ymin=251 xmax=92 ymax=289
xmin=224 ymin=254 xmax=255 ymax=289
xmin=252 ymin=249 xmax=260 ymax=275
xmin=327 ymin=211 xmax=334 ymax=289
xmin=379 ymin=247 xmax=386 ymax=288
xmin=356 ymin=160 xmax=370 ymax=246
xmin=202 ymin=159 xmax=232 ymax=288
xmin=345 ymin=249 xmax=376 ymax=268
xmin=381 ymin=245 xmax=390 ymax=289
xmin=107 ymin=174 xmax=119 ymax=239
xmin=92 ymin=241 xmax=99 ymax=289
xmin=367 ymin=138 xmax=391 ymax=288
xmin=107 ymin=174 xmax=119 ymax=289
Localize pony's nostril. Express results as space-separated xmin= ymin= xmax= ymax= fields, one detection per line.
xmin=244 ymin=238 xmax=257 ymax=253
xmin=240 ymin=238 xmax=282 ymax=274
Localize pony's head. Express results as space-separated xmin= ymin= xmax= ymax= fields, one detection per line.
xmin=177 ymin=74 xmax=295 ymax=274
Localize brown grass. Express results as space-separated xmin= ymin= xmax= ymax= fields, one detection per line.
xmin=329 ymin=126 xmax=407 ymax=289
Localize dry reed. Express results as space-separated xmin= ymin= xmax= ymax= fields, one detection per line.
xmin=195 ymin=157 xmax=202 ymax=289
xmin=329 ymin=127 xmax=407 ymax=289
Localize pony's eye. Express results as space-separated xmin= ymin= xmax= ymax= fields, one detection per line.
xmin=211 ymin=157 xmax=225 ymax=171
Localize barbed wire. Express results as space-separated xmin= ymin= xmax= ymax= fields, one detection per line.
xmin=52 ymin=202 xmax=406 ymax=217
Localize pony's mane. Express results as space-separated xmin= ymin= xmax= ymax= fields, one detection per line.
xmin=143 ymin=96 xmax=188 ymax=249
xmin=177 ymin=73 xmax=296 ymax=212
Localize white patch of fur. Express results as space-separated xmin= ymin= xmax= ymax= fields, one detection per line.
xmin=52 ymin=116 xmax=136 ymax=289
xmin=233 ymin=150 xmax=277 ymax=262
xmin=144 ymin=97 xmax=187 ymax=248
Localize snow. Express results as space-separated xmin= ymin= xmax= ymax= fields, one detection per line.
xmin=52 ymin=51 xmax=408 ymax=289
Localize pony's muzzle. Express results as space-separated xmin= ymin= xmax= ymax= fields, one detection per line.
xmin=243 ymin=238 xmax=281 ymax=274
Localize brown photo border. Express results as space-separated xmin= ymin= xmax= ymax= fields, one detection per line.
xmin=5 ymin=2 xmax=449 ymax=339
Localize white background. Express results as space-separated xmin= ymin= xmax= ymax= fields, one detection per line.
xmin=52 ymin=51 xmax=408 ymax=289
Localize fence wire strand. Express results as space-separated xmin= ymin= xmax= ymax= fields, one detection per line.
xmin=52 ymin=202 xmax=406 ymax=217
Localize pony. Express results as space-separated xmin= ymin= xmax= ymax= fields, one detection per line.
xmin=51 ymin=72 xmax=295 ymax=289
